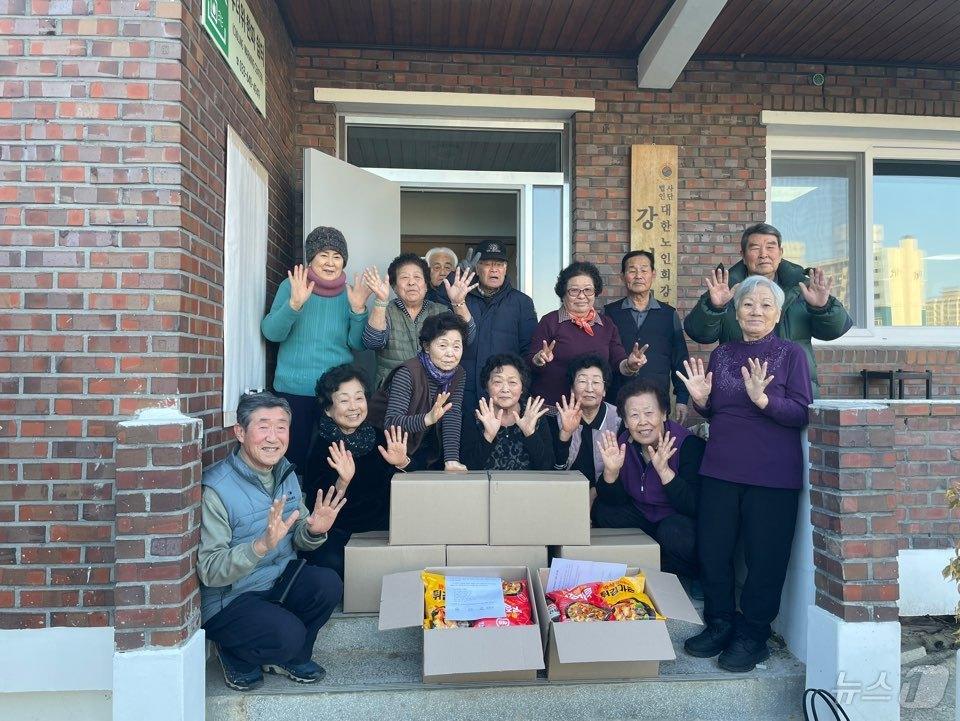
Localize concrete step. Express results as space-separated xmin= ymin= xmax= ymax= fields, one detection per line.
xmin=206 ymin=610 xmax=806 ymax=721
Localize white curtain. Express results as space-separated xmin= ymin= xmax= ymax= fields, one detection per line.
xmin=222 ymin=126 xmax=268 ymax=426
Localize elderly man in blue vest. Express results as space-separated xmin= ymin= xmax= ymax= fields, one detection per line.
xmin=199 ymin=391 xmax=346 ymax=692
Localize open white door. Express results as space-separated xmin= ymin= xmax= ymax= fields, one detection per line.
xmin=303 ymin=149 xmax=401 ymax=276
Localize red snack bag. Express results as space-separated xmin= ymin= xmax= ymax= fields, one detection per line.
xmin=470 ymin=580 xmax=534 ymax=627
xmin=545 ymin=582 xmax=611 ymax=622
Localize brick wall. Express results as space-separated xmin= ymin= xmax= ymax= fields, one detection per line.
xmin=893 ymin=402 xmax=960 ymax=550
xmin=292 ymin=50 xmax=960 ymax=400
xmin=0 ymin=0 xmax=294 ymax=630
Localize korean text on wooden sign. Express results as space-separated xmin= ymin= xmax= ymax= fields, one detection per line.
xmin=630 ymin=145 xmax=678 ymax=307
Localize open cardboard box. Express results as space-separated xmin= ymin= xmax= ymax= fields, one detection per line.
xmin=378 ymin=565 xmax=545 ymax=684
xmin=532 ymin=565 xmax=702 ymax=681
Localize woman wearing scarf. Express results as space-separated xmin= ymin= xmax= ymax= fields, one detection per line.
xmin=460 ymin=353 xmax=555 ymax=471
xmin=527 ymin=261 xmax=648 ymax=405
xmin=593 ymin=377 xmax=705 ymax=580
xmin=301 ymin=364 xmax=410 ymax=578
xmin=261 ymin=226 xmax=372 ymax=473
xmin=367 ymin=313 xmax=469 ymax=471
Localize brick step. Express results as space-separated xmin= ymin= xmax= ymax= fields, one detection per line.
xmin=206 ymin=610 xmax=806 ymax=721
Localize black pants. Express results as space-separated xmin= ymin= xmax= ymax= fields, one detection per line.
xmin=275 ymin=391 xmax=318 ymax=474
xmin=301 ymin=527 xmax=352 ymax=579
xmin=203 ymin=564 xmax=343 ymax=673
xmin=698 ymin=475 xmax=799 ymax=642
xmin=591 ymin=500 xmax=698 ymax=579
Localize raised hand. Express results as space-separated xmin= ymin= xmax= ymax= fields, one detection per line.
xmin=377 ymin=425 xmax=410 ymax=468
xmin=458 ymin=247 xmax=479 ymax=272
xmin=288 ymin=264 xmax=315 ymax=311
xmin=741 ymin=357 xmax=774 ymax=408
xmin=675 ymin=358 xmax=713 ymax=408
xmin=799 ymin=267 xmax=832 ymax=309
xmin=253 ymin=497 xmax=300 ymax=556
xmin=705 ymin=267 xmax=738 ymax=310
xmin=326 ymin=441 xmax=356 ymax=489
xmin=443 ymin=266 xmax=479 ymax=307
xmin=306 ymin=485 xmax=347 ymax=536
xmin=674 ymin=403 xmax=689 ymax=425
xmin=597 ymin=430 xmax=626 ymax=483
xmin=555 ymin=392 xmax=583 ymax=441
xmin=475 ymin=398 xmax=504 ymax=442
xmin=363 ymin=266 xmax=390 ymax=303
xmin=513 ymin=396 xmax=549 ymax=437
xmin=649 ymin=430 xmax=678 ymax=484
xmin=346 ymin=272 xmax=373 ymax=312
xmin=533 ymin=339 xmax=556 ymax=367
xmin=425 ymin=391 xmax=452 ymax=426
xmin=625 ymin=343 xmax=649 ymax=373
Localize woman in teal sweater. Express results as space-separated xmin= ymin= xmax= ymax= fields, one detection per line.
xmin=261 ymin=226 xmax=370 ymax=472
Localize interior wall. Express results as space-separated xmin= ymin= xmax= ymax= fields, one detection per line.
xmin=401 ymin=191 xmax=517 ymax=237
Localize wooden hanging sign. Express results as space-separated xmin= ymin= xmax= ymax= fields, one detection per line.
xmin=631 ymin=145 xmax=678 ymax=307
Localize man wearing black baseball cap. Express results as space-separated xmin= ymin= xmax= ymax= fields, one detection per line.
xmin=437 ymin=239 xmax=537 ymax=414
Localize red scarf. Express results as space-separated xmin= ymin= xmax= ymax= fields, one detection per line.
xmin=567 ymin=307 xmax=597 ymax=336
xmin=305 ymin=268 xmax=347 ymax=297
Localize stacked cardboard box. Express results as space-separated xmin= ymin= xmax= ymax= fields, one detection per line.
xmin=554 ymin=527 xmax=662 ymax=570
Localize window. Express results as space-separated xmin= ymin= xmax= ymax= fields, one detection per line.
xmin=767 ymin=113 xmax=960 ymax=342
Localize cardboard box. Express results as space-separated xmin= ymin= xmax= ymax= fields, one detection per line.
xmin=389 ymin=471 xmax=489 ymax=545
xmin=446 ymin=544 xmax=548 ymax=576
xmin=379 ymin=565 xmax=545 ymax=684
xmin=532 ymin=566 xmax=702 ymax=681
xmin=488 ymin=471 xmax=590 ymax=546
xmin=555 ymin=529 xmax=661 ymax=570
xmin=343 ymin=532 xmax=445 ymax=613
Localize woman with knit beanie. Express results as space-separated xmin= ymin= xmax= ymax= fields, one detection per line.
xmin=261 ymin=226 xmax=372 ymax=472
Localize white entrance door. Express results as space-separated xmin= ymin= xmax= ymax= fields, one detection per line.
xmin=303 ymin=148 xmax=401 ymax=277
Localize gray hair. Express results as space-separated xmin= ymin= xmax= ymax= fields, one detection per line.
xmin=424 ymin=247 xmax=458 ymax=267
xmin=734 ymin=274 xmax=785 ymax=310
xmin=235 ymin=391 xmax=291 ymax=429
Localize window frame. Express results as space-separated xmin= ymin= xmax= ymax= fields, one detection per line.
xmin=765 ymin=112 xmax=960 ymax=347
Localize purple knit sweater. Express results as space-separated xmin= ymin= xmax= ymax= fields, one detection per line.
xmin=697 ymin=334 xmax=812 ymax=489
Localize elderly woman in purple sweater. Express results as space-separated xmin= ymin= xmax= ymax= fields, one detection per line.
xmin=676 ymin=274 xmax=812 ymax=674
xmin=528 ymin=261 xmax=648 ymax=406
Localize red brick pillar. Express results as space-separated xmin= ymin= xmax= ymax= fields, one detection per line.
xmin=809 ymin=405 xmax=899 ymax=621
xmin=114 ymin=409 xmax=203 ymax=651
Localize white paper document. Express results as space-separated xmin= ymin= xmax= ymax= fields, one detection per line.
xmin=545 ymin=558 xmax=627 ymax=593
xmin=444 ymin=576 xmax=506 ymax=621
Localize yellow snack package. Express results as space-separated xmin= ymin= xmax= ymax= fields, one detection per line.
xmin=421 ymin=571 xmax=469 ymax=629
xmin=598 ymin=574 xmax=665 ymax=621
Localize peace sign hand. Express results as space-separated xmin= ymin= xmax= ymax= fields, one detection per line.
xmin=377 ymin=425 xmax=410 ymax=468
xmin=534 ymin=340 xmax=556 ymax=367
xmin=288 ymin=264 xmax=315 ymax=311
xmin=425 ymin=391 xmax=453 ymax=426
xmin=514 ymin=396 xmax=548 ymax=437
xmin=475 ymin=398 xmax=504 ymax=443
xmin=741 ymin=357 xmax=774 ymax=408
xmin=675 ymin=358 xmax=713 ymax=408
xmin=625 ymin=343 xmax=649 ymax=373
xmin=253 ymin=498 xmax=300 ymax=556
xmin=306 ymin=485 xmax=347 ymax=536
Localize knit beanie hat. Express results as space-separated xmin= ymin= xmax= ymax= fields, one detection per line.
xmin=304 ymin=226 xmax=348 ymax=265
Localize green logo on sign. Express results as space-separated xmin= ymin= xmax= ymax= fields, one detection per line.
xmin=204 ymin=0 xmax=229 ymax=57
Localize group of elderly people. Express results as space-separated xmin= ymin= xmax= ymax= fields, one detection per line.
xmin=199 ymin=222 xmax=852 ymax=691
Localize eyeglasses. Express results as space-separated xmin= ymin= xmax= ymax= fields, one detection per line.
xmin=566 ymin=287 xmax=595 ymax=298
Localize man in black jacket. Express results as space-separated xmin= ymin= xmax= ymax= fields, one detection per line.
xmin=437 ymin=240 xmax=538 ymax=414
xmin=604 ymin=250 xmax=691 ymax=423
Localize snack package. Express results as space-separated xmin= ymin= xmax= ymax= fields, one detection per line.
xmin=421 ymin=571 xmax=469 ymax=629
xmin=470 ymin=580 xmax=533 ymax=628
xmin=597 ymin=574 xmax=664 ymax=621
xmin=545 ymin=581 xmax=611 ymax=623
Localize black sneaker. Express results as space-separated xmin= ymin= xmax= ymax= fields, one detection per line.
xmin=718 ymin=634 xmax=770 ymax=672
xmin=217 ymin=649 xmax=264 ymax=692
xmin=683 ymin=619 xmax=735 ymax=658
xmin=262 ymin=660 xmax=326 ymax=684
